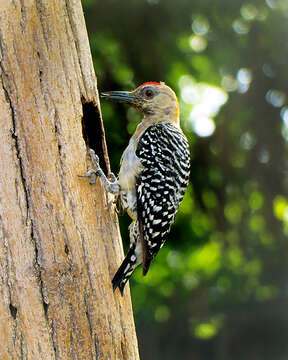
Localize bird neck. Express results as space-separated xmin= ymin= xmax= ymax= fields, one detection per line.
xmin=132 ymin=113 xmax=180 ymax=140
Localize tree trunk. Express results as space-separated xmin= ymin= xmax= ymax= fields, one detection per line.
xmin=0 ymin=1 xmax=139 ymax=359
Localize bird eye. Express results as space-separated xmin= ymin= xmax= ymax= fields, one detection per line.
xmin=144 ymin=88 xmax=154 ymax=98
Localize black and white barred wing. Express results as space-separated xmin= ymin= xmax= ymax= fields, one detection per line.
xmin=136 ymin=122 xmax=190 ymax=275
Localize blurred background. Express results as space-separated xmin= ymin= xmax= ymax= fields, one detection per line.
xmin=82 ymin=0 xmax=288 ymax=359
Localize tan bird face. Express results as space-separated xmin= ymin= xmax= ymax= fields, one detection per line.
xmin=101 ymin=82 xmax=180 ymax=124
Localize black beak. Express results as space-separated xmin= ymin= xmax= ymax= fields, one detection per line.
xmin=101 ymin=91 xmax=136 ymax=104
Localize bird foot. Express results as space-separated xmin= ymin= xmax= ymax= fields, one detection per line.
xmin=78 ymin=149 xmax=101 ymax=184
xmin=78 ymin=149 xmax=120 ymax=195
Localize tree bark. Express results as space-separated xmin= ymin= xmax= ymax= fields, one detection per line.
xmin=0 ymin=1 xmax=139 ymax=359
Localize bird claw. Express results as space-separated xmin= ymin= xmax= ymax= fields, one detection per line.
xmin=78 ymin=149 xmax=101 ymax=184
xmin=78 ymin=148 xmax=120 ymax=195
xmin=88 ymin=149 xmax=100 ymax=169
xmin=77 ymin=170 xmax=98 ymax=184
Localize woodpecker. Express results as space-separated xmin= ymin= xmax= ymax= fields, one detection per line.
xmin=80 ymin=82 xmax=190 ymax=295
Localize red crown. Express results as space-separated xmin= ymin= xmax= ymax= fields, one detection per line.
xmin=140 ymin=81 xmax=161 ymax=87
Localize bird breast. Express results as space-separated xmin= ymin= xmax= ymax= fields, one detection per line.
xmin=118 ymin=138 xmax=143 ymax=193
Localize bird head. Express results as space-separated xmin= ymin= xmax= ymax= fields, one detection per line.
xmin=101 ymin=82 xmax=179 ymax=125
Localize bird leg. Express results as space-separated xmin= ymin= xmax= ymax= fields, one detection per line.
xmin=78 ymin=149 xmax=120 ymax=195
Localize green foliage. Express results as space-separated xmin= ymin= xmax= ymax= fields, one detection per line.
xmin=83 ymin=1 xmax=288 ymax=358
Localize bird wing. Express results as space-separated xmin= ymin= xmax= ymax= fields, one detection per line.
xmin=136 ymin=122 xmax=190 ymax=275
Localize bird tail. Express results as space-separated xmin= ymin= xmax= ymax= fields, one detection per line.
xmin=112 ymin=244 xmax=138 ymax=296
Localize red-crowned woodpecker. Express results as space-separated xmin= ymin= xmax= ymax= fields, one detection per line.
xmin=80 ymin=82 xmax=190 ymax=295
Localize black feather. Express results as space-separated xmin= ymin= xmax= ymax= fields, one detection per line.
xmin=112 ymin=244 xmax=136 ymax=296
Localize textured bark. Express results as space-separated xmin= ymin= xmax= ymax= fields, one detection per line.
xmin=0 ymin=1 xmax=139 ymax=359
